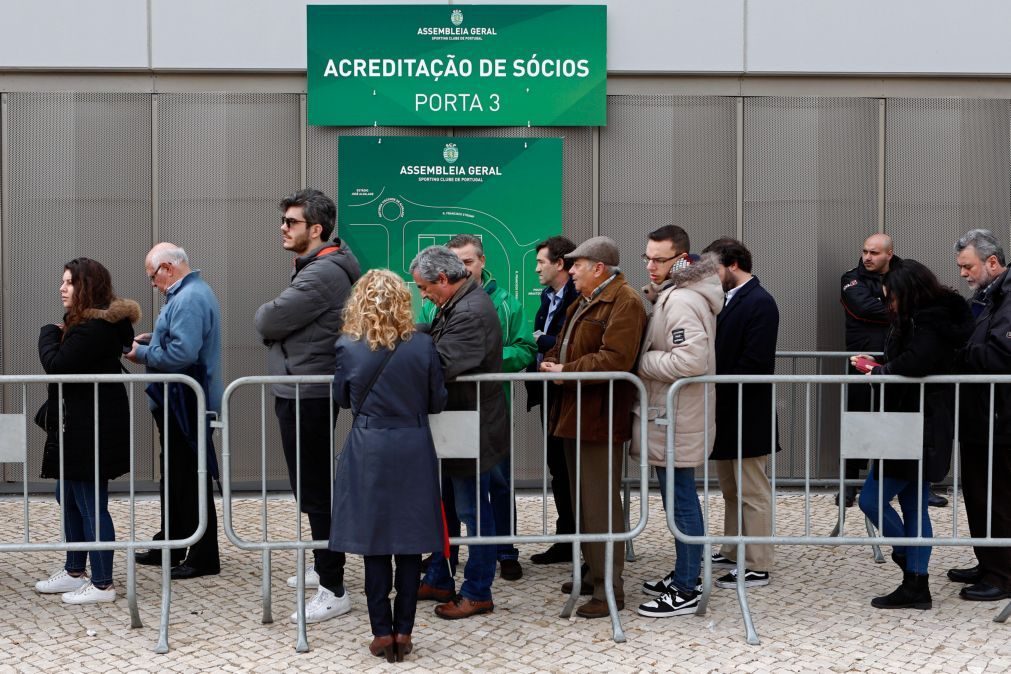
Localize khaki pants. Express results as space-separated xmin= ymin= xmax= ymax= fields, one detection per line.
xmin=563 ymin=439 xmax=625 ymax=602
xmin=716 ymin=456 xmax=774 ymax=572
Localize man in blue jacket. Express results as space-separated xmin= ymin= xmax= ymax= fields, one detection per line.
xmin=255 ymin=189 xmax=361 ymax=624
xmin=127 ymin=243 xmax=222 ymax=580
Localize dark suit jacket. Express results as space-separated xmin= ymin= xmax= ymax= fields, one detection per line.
xmin=711 ymin=276 xmax=782 ymax=460
xmin=525 ymin=278 xmax=578 ymax=410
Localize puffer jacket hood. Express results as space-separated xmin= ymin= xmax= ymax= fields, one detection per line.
xmin=82 ymin=298 xmax=142 ymax=350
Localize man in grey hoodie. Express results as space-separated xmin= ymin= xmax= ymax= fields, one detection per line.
xmin=255 ymin=188 xmax=361 ymax=624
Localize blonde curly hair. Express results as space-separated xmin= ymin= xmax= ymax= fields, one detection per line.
xmin=341 ymin=269 xmax=416 ymax=350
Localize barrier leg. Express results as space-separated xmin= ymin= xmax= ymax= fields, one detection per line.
xmin=622 ymin=481 xmax=635 ymax=562
xmin=127 ymin=549 xmax=142 ymax=629
xmin=294 ymin=548 xmax=309 ymax=653
xmin=603 ymin=542 xmax=626 ymax=643
xmin=829 ymin=499 xmax=844 ymax=538
xmin=261 ymin=549 xmax=273 ymax=624
xmin=560 ymin=541 xmax=580 ymax=619
xmin=995 ymin=601 xmax=1011 ymax=623
xmin=155 ymin=549 xmax=172 ymax=654
xmin=863 ymin=516 xmax=885 ymax=563
xmin=734 ymin=544 xmax=760 ymax=645
xmin=696 ymin=545 xmax=712 ymax=616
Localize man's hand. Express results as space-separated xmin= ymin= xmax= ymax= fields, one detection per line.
xmin=125 ymin=333 xmax=150 ymax=364
xmin=540 ymin=360 xmax=564 ymax=385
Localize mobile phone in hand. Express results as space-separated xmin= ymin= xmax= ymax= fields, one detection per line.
xmin=853 ymin=356 xmax=878 ymax=373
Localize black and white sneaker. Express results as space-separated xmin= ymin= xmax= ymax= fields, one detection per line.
xmin=637 ymin=587 xmax=701 ymax=617
xmin=641 ymin=571 xmax=675 ymax=597
xmin=715 ymin=568 xmax=770 ymax=588
xmin=710 ymin=551 xmax=735 ymax=568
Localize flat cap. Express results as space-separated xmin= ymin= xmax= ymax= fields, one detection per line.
xmin=564 ymin=235 xmax=619 ymax=266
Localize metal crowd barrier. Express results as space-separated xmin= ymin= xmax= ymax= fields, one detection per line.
xmin=219 ymin=371 xmax=649 ymax=649
xmin=0 ymin=373 xmax=209 ymax=654
xmin=665 ymin=372 xmax=1011 ymax=645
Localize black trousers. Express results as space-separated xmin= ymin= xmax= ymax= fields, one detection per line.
xmin=364 ymin=554 xmax=422 ymax=636
xmin=545 ymin=433 xmax=576 ymax=536
xmin=275 ymin=397 xmax=345 ymax=593
xmin=961 ymin=443 xmax=1011 ymax=591
xmin=153 ymin=412 xmax=219 ymax=570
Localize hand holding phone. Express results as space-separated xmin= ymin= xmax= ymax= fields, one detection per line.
xmin=851 ymin=355 xmax=879 ymax=374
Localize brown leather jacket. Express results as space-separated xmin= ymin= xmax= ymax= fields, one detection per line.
xmin=545 ymin=273 xmax=647 ymax=443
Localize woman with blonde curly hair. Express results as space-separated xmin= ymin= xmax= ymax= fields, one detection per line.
xmin=328 ymin=269 xmax=447 ymax=662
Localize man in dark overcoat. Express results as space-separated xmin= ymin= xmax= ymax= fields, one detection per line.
xmin=411 ymin=245 xmax=508 ymax=620
xmin=701 ymin=237 xmax=780 ymax=589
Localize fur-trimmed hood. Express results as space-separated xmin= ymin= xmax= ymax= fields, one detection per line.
xmin=644 ymin=253 xmax=724 ymax=316
xmin=81 ymin=298 xmax=142 ymax=325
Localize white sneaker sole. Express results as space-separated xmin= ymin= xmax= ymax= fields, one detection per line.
xmin=35 ymin=575 xmax=89 ymax=594
xmin=62 ymin=590 xmax=116 ymax=604
xmin=636 ymin=603 xmax=699 ymax=618
xmin=715 ymin=577 xmax=769 ymax=589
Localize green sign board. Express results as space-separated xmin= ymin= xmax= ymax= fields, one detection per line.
xmin=337 ymin=136 xmax=562 ymax=329
xmin=308 ymin=5 xmax=606 ymax=126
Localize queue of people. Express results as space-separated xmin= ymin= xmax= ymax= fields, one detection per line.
xmin=28 ymin=186 xmax=1011 ymax=661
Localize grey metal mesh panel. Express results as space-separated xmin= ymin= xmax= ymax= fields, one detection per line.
xmin=744 ymin=97 xmax=880 ymax=478
xmin=601 ymin=95 xmax=736 ymax=291
xmin=157 ymin=93 xmax=300 ymax=484
xmin=3 ymin=92 xmax=154 ymax=487
xmin=885 ymin=98 xmax=1011 ymax=291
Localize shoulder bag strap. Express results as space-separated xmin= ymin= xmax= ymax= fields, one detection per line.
xmin=352 ymin=345 xmax=397 ymax=418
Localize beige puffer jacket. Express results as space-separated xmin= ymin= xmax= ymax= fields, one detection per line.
xmin=630 ymin=253 xmax=723 ymax=468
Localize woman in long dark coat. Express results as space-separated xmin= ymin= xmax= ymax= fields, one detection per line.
xmin=329 ymin=269 xmax=447 ymax=663
xmin=852 ymin=259 xmax=972 ymax=610
xmin=34 ymin=258 xmax=140 ymax=604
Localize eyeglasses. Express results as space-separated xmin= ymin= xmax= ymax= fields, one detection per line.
xmin=641 ymin=254 xmax=679 ymax=265
xmin=148 ymin=263 xmax=166 ymax=282
xmin=281 ymin=217 xmax=309 ymax=228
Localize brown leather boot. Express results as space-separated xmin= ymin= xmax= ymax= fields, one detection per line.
xmin=369 ymin=634 xmax=396 ymax=662
xmin=417 ymin=582 xmax=454 ymax=602
xmin=393 ymin=633 xmax=413 ymax=661
xmin=434 ymin=595 xmax=494 ymax=620
xmin=575 ymin=597 xmax=624 ymax=619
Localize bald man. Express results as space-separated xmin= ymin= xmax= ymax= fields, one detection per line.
xmin=127 ymin=243 xmax=223 ymax=579
xmin=839 ymin=234 xmax=899 ymax=506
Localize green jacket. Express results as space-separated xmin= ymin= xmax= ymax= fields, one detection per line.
xmin=420 ymin=268 xmax=536 ymax=399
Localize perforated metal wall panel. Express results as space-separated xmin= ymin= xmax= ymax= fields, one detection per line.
xmin=3 ymin=92 xmax=154 ymax=485
xmin=744 ymin=97 xmax=880 ymax=477
xmin=885 ymin=98 xmax=1011 ymax=291
xmin=156 ymin=93 xmax=300 ymax=483
xmin=600 ymin=95 xmax=736 ymax=292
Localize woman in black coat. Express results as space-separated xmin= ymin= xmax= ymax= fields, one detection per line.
xmin=34 ymin=258 xmax=140 ymax=605
xmin=852 ymin=259 xmax=972 ymax=611
xmin=329 ymin=269 xmax=447 ymax=663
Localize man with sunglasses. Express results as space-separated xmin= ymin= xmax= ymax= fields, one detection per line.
xmin=255 ymin=188 xmax=361 ymax=624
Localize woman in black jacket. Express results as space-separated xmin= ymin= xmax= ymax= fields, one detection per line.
xmin=851 ymin=259 xmax=972 ymax=610
xmin=34 ymin=258 xmax=140 ymax=605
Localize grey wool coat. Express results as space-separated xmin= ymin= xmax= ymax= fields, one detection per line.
xmin=328 ymin=333 xmax=447 ymax=556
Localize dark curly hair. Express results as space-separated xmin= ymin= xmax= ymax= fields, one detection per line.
xmin=63 ymin=258 xmax=116 ymax=330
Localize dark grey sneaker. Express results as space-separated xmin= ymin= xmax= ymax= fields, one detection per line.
xmin=637 ymin=587 xmax=701 ymax=617
xmin=715 ymin=568 xmax=770 ymax=588
xmin=710 ymin=551 xmax=735 ymax=568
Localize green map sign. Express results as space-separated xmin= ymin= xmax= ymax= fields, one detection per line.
xmin=337 ymin=136 xmax=562 ymax=328
xmin=308 ymin=5 xmax=606 ymax=126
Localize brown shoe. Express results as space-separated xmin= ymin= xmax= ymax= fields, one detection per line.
xmin=560 ymin=580 xmax=593 ymax=596
xmin=575 ymin=598 xmax=624 ymax=619
xmin=434 ymin=594 xmax=494 ymax=620
xmin=369 ymin=635 xmax=396 ymax=663
xmin=418 ymin=582 xmax=454 ymax=602
xmin=394 ymin=633 xmax=413 ymax=660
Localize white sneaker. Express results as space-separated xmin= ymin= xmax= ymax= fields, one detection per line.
xmin=62 ymin=581 xmax=116 ymax=604
xmin=35 ymin=570 xmax=89 ymax=594
xmin=289 ymin=586 xmax=351 ymax=624
xmin=286 ymin=564 xmax=320 ymax=589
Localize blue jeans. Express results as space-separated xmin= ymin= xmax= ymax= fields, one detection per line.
xmin=858 ymin=471 xmax=932 ymax=575
xmin=655 ymin=467 xmax=704 ymax=593
xmin=489 ymin=458 xmax=519 ymax=562
xmin=56 ymin=480 xmax=115 ymax=587
xmin=422 ymin=471 xmax=496 ymax=602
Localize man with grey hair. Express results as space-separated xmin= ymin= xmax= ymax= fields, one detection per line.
xmin=255 ymin=188 xmax=361 ymax=623
xmin=949 ymin=229 xmax=1011 ymax=601
xmin=411 ymin=245 xmax=509 ymax=620
xmin=127 ymin=243 xmax=222 ymax=580
xmin=541 ymin=235 xmax=647 ymax=618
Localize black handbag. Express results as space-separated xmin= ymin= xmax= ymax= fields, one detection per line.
xmin=33 ymin=401 xmax=49 ymax=430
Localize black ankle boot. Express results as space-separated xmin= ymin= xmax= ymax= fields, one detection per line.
xmin=871 ymin=572 xmax=931 ymax=610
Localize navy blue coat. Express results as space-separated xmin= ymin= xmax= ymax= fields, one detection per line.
xmin=711 ymin=277 xmax=783 ymax=460
xmin=328 ymin=333 xmax=447 ymax=556
xmin=525 ymin=278 xmax=578 ymax=411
